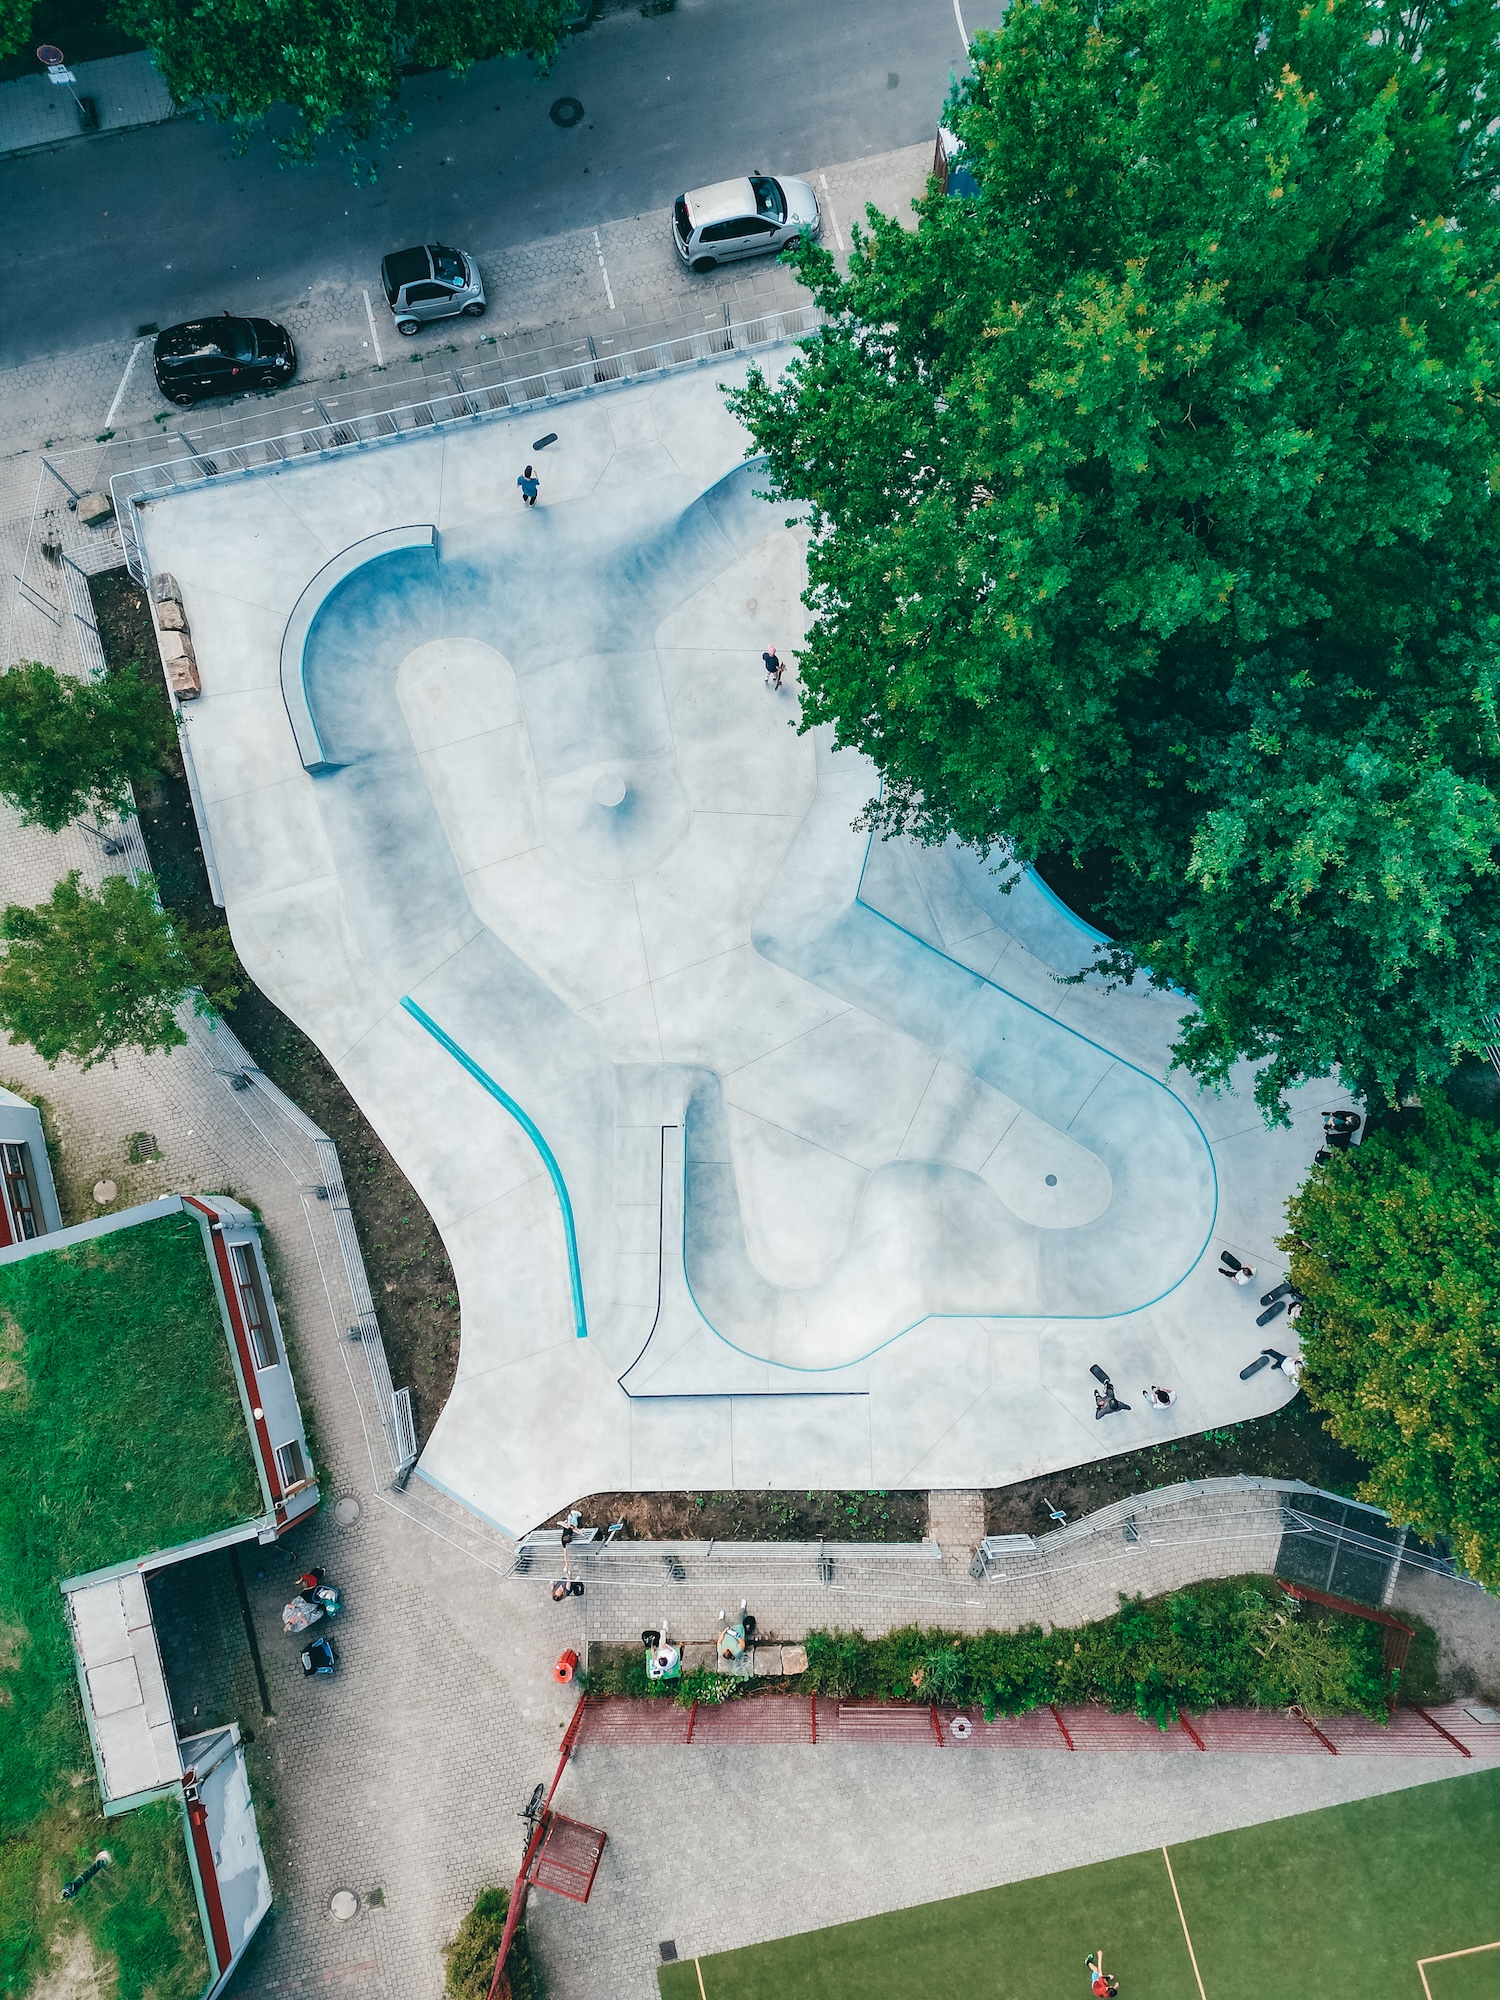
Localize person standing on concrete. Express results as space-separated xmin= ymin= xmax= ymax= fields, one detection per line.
xmin=762 ymin=646 xmax=784 ymax=690
xmin=517 ymin=465 xmax=540 ymax=507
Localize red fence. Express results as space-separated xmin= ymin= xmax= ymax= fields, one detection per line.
xmin=572 ymin=1694 xmax=1498 ymax=1759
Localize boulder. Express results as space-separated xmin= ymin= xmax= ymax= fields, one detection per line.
xmin=154 ymin=597 xmax=187 ymax=632
xmin=75 ymin=491 xmax=113 ymax=525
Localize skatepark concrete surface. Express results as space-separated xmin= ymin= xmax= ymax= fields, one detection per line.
xmin=134 ymin=356 xmax=1339 ymax=1534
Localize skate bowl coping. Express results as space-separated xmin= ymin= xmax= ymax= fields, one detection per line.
xmin=280 ymin=524 xmax=438 ymax=774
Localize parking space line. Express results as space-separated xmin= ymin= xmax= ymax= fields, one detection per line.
xmin=953 ymin=0 xmax=971 ymax=48
xmin=819 ymin=173 xmax=845 ymax=254
xmin=594 ymin=229 xmax=616 ymax=312
xmin=103 ymin=337 xmax=147 ymax=430
xmin=361 ymin=288 xmax=384 ymax=368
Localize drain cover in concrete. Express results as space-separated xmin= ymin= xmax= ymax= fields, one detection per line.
xmin=92 ymin=1179 xmax=117 ymax=1205
xmin=330 ymin=1890 xmax=359 ymax=1921
xmin=334 ymin=1496 xmax=362 ymax=1527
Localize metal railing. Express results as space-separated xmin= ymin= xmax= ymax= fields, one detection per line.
xmin=108 ymin=303 xmax=823 ymax=583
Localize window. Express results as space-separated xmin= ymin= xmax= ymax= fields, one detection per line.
xmin=275 ymin=1438 xmax=308 ymax=1490
xmin=1 ymin=1143 xmax=39 ymax=1240
xmin=230 ymin=1240 xmax=279 ymax=1370
xmin=728 ymin=217 xmax=777 ymax=238
xmin=404 ymin=283 xmax=448 ymax=304
xmin=432 ymin=246 xmax=467 ymax=283
xmin=750 ymin=177 xmax=786 ymax=220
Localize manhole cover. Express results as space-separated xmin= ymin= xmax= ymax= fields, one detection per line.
xmin=1045 ymin=1173 xmax=1058 ymax=1186
xmin=334 ymin=1496 xmax=362 ymax=1528
xmin=550 ymin=96 xmax=584 ymax=127
xmin=92 ymin=1179 xmax=117 ymax=1205
xmin=329 ymin=1890 xmax=359 ymax=1921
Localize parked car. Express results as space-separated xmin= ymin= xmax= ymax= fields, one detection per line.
xmin=672 ymin=173 xmax=821 ymax=273
xmin=152 ymin=315 xmax=297 ymax=405
xmin=380 ymin=243 xmax=487 ymax=335
xmin=933 ymin=127 xmax=980 ymax=198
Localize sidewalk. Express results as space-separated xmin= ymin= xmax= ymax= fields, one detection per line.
xmin=0 ymin=49 xmax=176 ymax=159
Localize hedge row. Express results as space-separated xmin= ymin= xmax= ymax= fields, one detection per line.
xmin=580 ymin=1580 xmax=1397 ymax=1726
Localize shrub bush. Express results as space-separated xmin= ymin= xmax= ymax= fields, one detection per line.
xmin=584 ymin=1582 xmax=1397 ymax=1727
xmin=444 ymin=1885 xmax=535 ymax=2000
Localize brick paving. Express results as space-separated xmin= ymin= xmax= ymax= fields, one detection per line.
xmin=0 ymin=52 xmax=176 ymax=160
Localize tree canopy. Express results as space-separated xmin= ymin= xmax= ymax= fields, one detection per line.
xmin=0 ymin=871 xmax=241 ymax=1070
xmin=731 ymin=0 xmax=1500 ymax=1116
xmin=1282 ymin=1097 xmax=1500 ymax=1588
xmin=0 ymin=660 xmax=173 ymax=834
xmin=114 ymin=0 xmax=573 ymax=161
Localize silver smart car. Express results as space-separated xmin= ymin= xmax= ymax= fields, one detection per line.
xmin=672 ymin=173 xmax=821 ymax=273
xmin=380 ymin=244 xmax=487 ymax=336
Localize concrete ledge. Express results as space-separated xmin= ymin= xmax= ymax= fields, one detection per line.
xmin=278 ymin=524 xmax=436 ymax=772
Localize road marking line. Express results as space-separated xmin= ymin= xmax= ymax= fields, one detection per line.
xmin=103 ymin=337 xmax=147 ymax=429
xmin=593 ymin=229 xmax=616 ymax=311
xmin=694 ymin=1961 xmax=707 ymax=2000
xmin=1162 ymin=1847 xmax=1207 ymax=2000
xmin=953 ymin=0 xmax=971 ymax=48
xmin=361 ymin=288 xmax=384 ymax=367
xmin=1418 ymin=1940 xmax=1500 ymax=1999
xmin=819 ymin=173 xmax=845 ymax=253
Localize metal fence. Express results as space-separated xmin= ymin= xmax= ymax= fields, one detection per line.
xmin=103 ymin=302 xmax=823 ymax=583
xmin=572 ymin=1692 xmax=1500 ymax=1759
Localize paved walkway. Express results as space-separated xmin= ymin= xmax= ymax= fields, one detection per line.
xmin=0 ymin=51 xmax=175 ymax=159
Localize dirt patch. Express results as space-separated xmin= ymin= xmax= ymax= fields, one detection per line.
xmin=30 ymin=1930 xmax=113 ymax=2000
xmin=546 ymin=1488 xmax=928 ymax=1542
xmin=983 ymin=1395 xmax=1370 ymax=1536
xmin=88 ymin=570 xmax=460 ymax=1445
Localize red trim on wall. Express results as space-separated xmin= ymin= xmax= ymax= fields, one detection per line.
xmin=0 ymin=1197 xmax=12 ymax=1248
xmin=186 ymin=1792 xmax=234 ymax=1971
xmin=184 ymin=1198 xmax=283 ymax=1511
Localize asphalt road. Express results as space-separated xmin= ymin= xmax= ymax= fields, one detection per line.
xmin=0 ymin=0 xmax=998 ymax=369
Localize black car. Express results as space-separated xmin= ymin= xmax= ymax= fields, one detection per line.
xmin=153 ymin=315 xmax=297 ymax=405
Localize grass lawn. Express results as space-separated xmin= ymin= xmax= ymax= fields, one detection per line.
xmin=660 ymin=1769 xmax=1500 ymax=2000
xmin=0 ymin=1210 xmax=265 ymax=1999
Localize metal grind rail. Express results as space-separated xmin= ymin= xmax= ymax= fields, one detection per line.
xmin=101 ymin=303 xmax=824 ymax=584
xmin=571 ymin=1694 xmax=1500 ymax=1760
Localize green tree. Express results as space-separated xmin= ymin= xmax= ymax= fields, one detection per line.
xmin=1280 ymin=1098 xmax=1500 ymax=1587
xmin=0 ymin=0 xmax=33 ymax=63
xmin=0 ymin=872 xmax=241 ymax=1070
xmin=114 ymin=0 xmax=572 ymax=163
xmin=730 ymin=0 xmax=1500 ymax=1117
xmin=0 ymin=661 xmax=173 ymax=834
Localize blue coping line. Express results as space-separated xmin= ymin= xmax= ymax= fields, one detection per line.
xmin=399 ymin=996 xmax=588 ymax=1340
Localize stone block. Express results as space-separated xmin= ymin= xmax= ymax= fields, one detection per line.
xmin=150 ymin=571 xmax=182 ymax=605
xmin=158 ymin=628 xmax=195 ymax=669
xmin=76 ymin=491 xmax=114 ymax=525
xmin=751 ymin=1645 xmax=784 ymax=1676
xmin=780 ymin=1643 xmax=808 ymax=1675
xmin=164 ymin=655 xmax=202 ymax=699
xmin=680 ymin=1641 xmax=716 ymax=1672
xmin=154 ymin=598 xmax=187 ymax=631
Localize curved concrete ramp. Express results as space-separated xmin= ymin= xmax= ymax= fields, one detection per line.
xmin=280 ymin=460 xmax=1216 ymax=1382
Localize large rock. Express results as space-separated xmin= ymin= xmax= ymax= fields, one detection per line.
xmin=75 ymin=491 xmax=114 ymax=525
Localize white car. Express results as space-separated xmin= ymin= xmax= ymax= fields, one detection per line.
xmin=672 ymin=173 xmax=821 ymax=273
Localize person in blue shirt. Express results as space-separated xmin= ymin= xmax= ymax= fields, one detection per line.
xmin=517 ymin=465 xmax=540 ymax=506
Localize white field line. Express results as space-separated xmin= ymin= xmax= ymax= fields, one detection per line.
xmin=362 ymin=287 xmax=385 ymax=367
xmin=1162 ymin=1847 xmax=1208 ymax=2000
xmin=1417 ymin=1941 xmax=1500 ymax=2000
xmin=593 ymin=229 xmax=615 ymax=311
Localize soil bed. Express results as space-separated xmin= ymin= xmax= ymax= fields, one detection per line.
xmin=547 ymin=1488 xmax=927 ymax=1542
xmin=89 ymin=570 xmax=461 ymax=1445
xmin=982 ymin=1395 xmax=1369 ymax=1536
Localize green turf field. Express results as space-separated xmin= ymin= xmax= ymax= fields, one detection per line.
xmin=658 ymin=1769 xmax=1500 ymax=2000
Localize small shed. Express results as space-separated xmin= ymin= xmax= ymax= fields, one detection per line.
xmin=0 ymin=1082 xmax=62 ymax=1243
